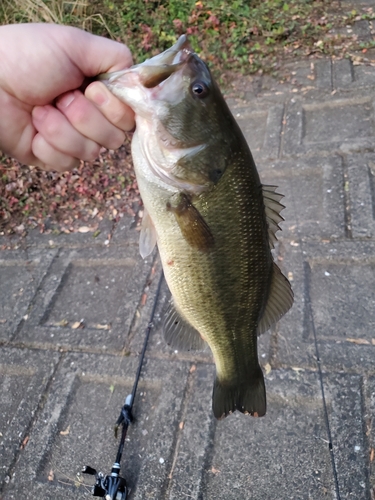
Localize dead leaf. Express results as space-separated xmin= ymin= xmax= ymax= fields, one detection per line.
xmin=189 ymin=364 xmax=196 ymax=373
xmin=179 ymin=421 xmax=184 ymax=430
xmin=20 ymin=436 xmax=29 ymax=449
xmin=210 ymin=467 xmax=220 ymax=474
xmin=95 ymin=323 xmax=111 ymax=330
xmin=346 ymin=338 xmax=370 ymax=345
xmin=0 ymin=319 xmax=7 ymax=324
xmin=60 ymin=425 xmax=70 ymax=436
xmin=264 ymin=363 xmax=272 ymax=375
xmin=78 ymin=226 xmax=91 ymax=233
xmin=48 ymin=469 xmax=55 ymax=481
xmin=56 ymin=319 xmax=69 ymax=327
xmin=72 ymin=320 xmax=85 ymax=329
xmin=370 ymin=448 xmax=374 ymax=462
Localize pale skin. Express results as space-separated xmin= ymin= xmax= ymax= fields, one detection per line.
xmin=0 ymin=23 xmax=135 ymax=172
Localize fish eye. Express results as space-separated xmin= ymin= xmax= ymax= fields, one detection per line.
xmin=191 ymin=81 xmax=209 ymax=98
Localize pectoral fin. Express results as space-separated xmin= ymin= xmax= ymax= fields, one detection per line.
xmin=163 ymin=301 xmax=207 ymax=351
xmin=139 ymin=208 xmax=157 ymax=259
xmin=166 ymin=193 xmax=214 ymax=252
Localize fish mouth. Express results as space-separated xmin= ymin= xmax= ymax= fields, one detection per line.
xmin=137 ymin=35 xmax=194 ymax=88
xmin=98 ymin=35 xmax=195 ymax=89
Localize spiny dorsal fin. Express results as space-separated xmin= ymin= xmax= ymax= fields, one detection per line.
xmin=257 ymin=262 xmax=294 ymax=335
xmin=262 ymin=184 xmax=285 ymax=249
xmin=163 ymin=301 xmax=207 ymax=351
xmin=139 ymin=208 xmax=157 ymax=259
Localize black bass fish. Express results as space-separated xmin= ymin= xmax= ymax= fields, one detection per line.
xmin=99 ymin=36 xmax=293 ymax=419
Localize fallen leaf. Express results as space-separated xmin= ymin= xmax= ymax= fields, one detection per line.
xmin=346 ymin=338 xmax=370 ymax=345
xmin=264 ymin=363 xmax=272 ymax=375
xmin=189 ymin=364 xmax=196 ymax=373
xmin=48 ymin=469 xmax=55 ymax=481
xmin=60 ymin=425 xmax=70 ymax=436
xmin=56 ymin=319 xmax=69 ymax=327
xmin=370 ymin=448 xmax=374 ymax=462
xmin=95 ymin=323 xmax=111 ymax=330
xmin=179 ymin=421 xmax=184 ymax=430
xmin=20 ymin=436 xmax=29 ymax=449
xmin=210 ymin=467 xmax=220 ymax=474
xmin=78 ymin=226 xmax=91 ymax=233
xmin=0 ymin=319 xmax=7 ymax=324
xmin=109 ymin=384 xmax=115 ymax=394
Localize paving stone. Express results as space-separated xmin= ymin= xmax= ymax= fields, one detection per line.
xmin=203 ymin=369 xmax=335 ymax=499
xmin=347 ymin=153 xmax=375 ymax=238
xmin=364 ymin=376 xmax=375 ymax=492
xmin=22 ymin=217 xmax=115 ymax=249
xmin=283 ymin=95 xmax=375 ymax=156
xmin=259 ymin=155 xmax=346 ymax=241
xmin=276 ymin=240 xmax=375 ymax=372
xmin=333 ymin=59 xmax=354 ymax=88
xmin=326 ymin=373 xmax=370 ymax=499
xmin=309 ymin=260 xmax=375 ymax=340
xmin=354 ymin=64 xmax=375 ymax=87
xmin=228 ymin=102 xmax=284 ymax=160
xmin=168 ymin=364 xmax=214 ymax=500
xmin=0 ymin=347 xmax=60 ymax=488
xmin=0 ymin=248 xmax=57 ymax=341
xmin=14 ymin=245 xmax=154 ymax=352
xmin=2 ymin=353 xmax=191 ymax=499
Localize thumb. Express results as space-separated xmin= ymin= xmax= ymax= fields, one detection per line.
xmin=56 ymin=25 xmax=133 ymax=76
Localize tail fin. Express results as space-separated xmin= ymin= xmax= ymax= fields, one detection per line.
xmin=212 ymin=366 xmax=266 ymax=420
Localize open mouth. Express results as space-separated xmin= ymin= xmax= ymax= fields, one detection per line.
xmin=98 ymin=35 xmax=195 ymax=90
xmin=137 ymin=35 xmax=194 ymax=89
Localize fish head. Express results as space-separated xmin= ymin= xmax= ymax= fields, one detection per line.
xmin=100 ymin=36 xmax=241 ymax=192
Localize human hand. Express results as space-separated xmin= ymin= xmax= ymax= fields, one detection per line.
xmin=0 ymin=23 xmax=135 ymax=171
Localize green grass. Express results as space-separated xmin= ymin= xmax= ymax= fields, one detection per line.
xmin=1 ymin=0 xmax=372 ymax=74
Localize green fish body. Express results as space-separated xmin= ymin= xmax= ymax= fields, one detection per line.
xmin=100 ymin=36 xmax=293 ymax=419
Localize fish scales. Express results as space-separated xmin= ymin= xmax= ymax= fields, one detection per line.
xmin=100 ymin=35 xmax=293 ymax=419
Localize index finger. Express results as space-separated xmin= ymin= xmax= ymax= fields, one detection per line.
xmin=85 ymin=81 xmax=135 ymax=132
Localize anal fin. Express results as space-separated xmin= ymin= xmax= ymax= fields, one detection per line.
xmin=257 ymin=262 xmax=294 ymax=335
xmin=163 ymin=301 xmax=207 ymax=351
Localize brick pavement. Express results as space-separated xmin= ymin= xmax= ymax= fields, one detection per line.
xmin=2 ymin=37 xmax=375 ymax=500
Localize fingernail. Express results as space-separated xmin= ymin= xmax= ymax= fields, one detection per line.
xmin=57 ymin=92 xmax=75 ymax=108
xmin=32 ymin=106 xmax=48 ymax=121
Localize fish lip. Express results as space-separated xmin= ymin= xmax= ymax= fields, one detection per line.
xmin=97 ymin=35 xmax=194 ymax=86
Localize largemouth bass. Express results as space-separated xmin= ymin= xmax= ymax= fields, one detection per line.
xmin=100 ymin=36 xmax=293 ymax=419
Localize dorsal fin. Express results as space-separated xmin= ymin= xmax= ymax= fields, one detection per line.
xmin=257 ymin=262 xmax=294 ymax=335
xmin=262 ymin=185 xmax=285 ymax=249
xmin=139 ymin=208 xmax=157 ymax=259
xmin=163 ymin=301 xmax=207 ymax=351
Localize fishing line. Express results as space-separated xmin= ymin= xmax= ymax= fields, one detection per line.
xmin=288 ymin=182 xmax=341 ymax=500
xmin=82 ymin=268 xmax=165 ymax=500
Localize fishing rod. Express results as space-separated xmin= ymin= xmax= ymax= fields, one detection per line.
xmin=82 ymin=270 xmax=164 ymax=500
